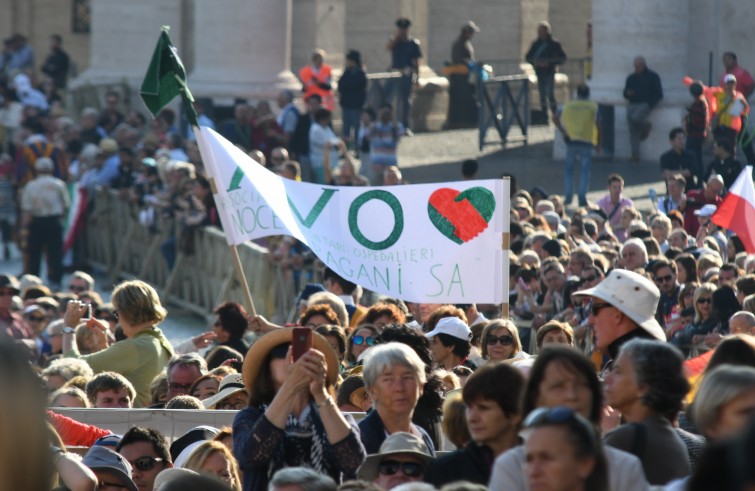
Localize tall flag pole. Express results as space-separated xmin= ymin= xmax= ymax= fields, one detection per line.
xmin=139 ymin=26 xmax=257 ymax=316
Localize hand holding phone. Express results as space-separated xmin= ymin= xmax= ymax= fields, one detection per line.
xmin=292 ymin=327 xmax=313 ymax=361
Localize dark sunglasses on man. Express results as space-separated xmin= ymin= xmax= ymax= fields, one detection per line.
xmin=128 ymin=456 xmax=164 ymax=472
xmin=378 ymin=460 xmax=424 ymax=477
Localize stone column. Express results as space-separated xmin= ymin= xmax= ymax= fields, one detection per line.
xmin=291 ymin=0 xmax=346 ymax=74
xmin=590 ymin=0 xmax=689 ymax=159
xmin=189 ymin=0 xmax=299 ymax=100
xmin=71 ymin=0 xmax=185 ymax=88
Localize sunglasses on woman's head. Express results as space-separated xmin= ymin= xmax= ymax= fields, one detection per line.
xmin=486 ymin=334 xmax=514 ymax=346
xmin=378 ymin=460 xmax=424 ymax=477
xmin=352 ymin=335 xmax=374 ymax=346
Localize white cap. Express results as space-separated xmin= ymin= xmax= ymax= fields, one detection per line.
xmin=425 ymin=317 xmax=472 ymax=341
xmin=694 ymin=204 xmax=717 ymax=217
xmin=724 ymin=73 xmax=737 ymax=84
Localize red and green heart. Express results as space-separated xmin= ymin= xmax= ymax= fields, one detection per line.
xmin=427 ymin=187 xmax=495 ymax=244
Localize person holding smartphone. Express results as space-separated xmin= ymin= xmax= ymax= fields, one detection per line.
xmin=233 ymin=328 xmax=365 ymax=491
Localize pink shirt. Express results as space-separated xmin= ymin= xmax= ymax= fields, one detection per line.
xmin=721 ymin=66 xmax=755 ymax=97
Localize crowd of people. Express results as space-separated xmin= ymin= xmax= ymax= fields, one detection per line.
xmin=2 ymin=14 xmax=755 ymax=491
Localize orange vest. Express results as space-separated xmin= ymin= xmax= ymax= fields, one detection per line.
xmin=299 ymin=64 xmax=335 ymax=110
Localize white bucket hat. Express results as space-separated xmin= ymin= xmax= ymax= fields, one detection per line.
xmin=573 ymin=269 xmax=665 ymax=340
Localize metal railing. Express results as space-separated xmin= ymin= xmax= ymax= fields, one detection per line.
xmin=85 ymin=189 xmax=311 ymax=322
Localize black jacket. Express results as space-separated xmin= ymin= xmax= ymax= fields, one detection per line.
xmin=338 ymin=68 xmax=367 ymax=110
xmin=357 ymin=409 xmax=435 ymax=456
xmin=705 ymin=156 xmax=744 ymax=190
xmin=525 ymin=36 xmax=566 ymax=74
xmin=623 ymin=68 xmax=663 ymax=107
xmin=424 ymin=442 xmax=494 ymax=487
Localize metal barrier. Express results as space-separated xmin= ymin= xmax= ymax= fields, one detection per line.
xmin=476 ymin=72 xmax=530 ymax=151
xmin=85 ymin=189 xmax=310 ymax=321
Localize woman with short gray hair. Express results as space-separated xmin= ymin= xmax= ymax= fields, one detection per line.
xmin=358 ymin=342 xmax=434 ymax=455
xmin=603 ymin=339 xmax=691 ymax=485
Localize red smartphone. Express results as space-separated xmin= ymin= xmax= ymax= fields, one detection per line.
xmin=292 ymin=327 xmax=313 ymax=361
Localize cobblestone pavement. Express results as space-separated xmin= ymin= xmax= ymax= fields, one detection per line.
xmin=394 ymin=124 xmax=668 ymax=212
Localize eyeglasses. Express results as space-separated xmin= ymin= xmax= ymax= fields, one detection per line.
xmin=129 ymin=456 xmax=164 ymax=472
xmin=654 ymin=274 xmax=674 ymax=283
xmin=69 ymin=284 xmax=87 ymax=293
xmin=696 ymin=297 xmax=712 ymax=304
xmin=0 ymin=289 xmax=15 ymax=296
xmin=353 ymin=335 xmax=375 ymax=346
xmin=217 ymin=399 xmax=246 ymax=410
xmin=168 ymin=382 xmax=193 ymax=392
xmin=486 ymin=334 xmax=514 ymax=346
xmin=378 ymin=460 xmax=424 ymax=477
xmin=98 ymin=481 xmax=131 ymax=490
xmin=590 ymin=302 xmax=614 ymax=316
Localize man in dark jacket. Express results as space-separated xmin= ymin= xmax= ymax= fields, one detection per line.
xmin=41 ymin=34 xmax=69 ymax=89
xmin=424 ymin=363 xmax=525 ymax=487
xmin=338 ymin=50 xmax=367 ymax=145
xmin=526 ymin=21 xmax=567 ymax=118
xmin=624 ymin=56 xmax=663 ymax=161
xmin=289 ymin=94 xmax=322 ymax=182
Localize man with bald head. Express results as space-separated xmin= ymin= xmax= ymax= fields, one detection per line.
xmin=623 ymin=56 xmax=663 ymax=161
xmin=729 ymin=311 xmax=755 ymax=336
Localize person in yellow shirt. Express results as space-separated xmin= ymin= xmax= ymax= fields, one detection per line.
xmin=554 ymin=84 xmax=601 ymax=207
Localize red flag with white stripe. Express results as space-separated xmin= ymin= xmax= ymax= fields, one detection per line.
xmin=711 ymin=165 xmax=755 ymax=252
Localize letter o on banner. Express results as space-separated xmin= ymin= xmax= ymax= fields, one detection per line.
xmin=348 ymin=190 xmax=404 ymax=250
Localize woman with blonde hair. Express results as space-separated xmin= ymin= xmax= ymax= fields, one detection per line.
xmin=670 ymin=282 xmax=717 ymax=355
xmin=480 ymin=319 xmax=525 ymax=363
xmin=183 ymin=440 xmax=242 ymax=491
xmin=62 ymin=280 xmax=175 ymax=407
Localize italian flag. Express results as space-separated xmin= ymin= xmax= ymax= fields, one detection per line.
xmin=712 ymin=166 xmax=755 ymax=252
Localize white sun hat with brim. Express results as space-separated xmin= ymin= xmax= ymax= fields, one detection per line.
xmin=572 ymin=269 xmax=665 ymax=341
xmin=201 ymin=373 xmax=247 ymax=409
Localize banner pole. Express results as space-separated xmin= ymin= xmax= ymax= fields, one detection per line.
xmin=195 ymin=126 xmax=257 ymax=317
xmin=501 ymin=177 xmax=511 ymax=319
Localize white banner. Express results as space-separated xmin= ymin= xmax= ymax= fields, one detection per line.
xmin=196 ymin=127 xmax=506 ymax=303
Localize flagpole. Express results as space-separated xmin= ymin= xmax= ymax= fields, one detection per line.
xmin=501 ymin=177 xmax=511 ymax=319
xmin=140 ymin=26 xmax=258 ymax=318
xmin=195 ymin=126 xmax=258 ymax=318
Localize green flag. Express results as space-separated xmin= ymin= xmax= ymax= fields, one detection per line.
xmin=140 ymin=26 xmax=197 ymax=125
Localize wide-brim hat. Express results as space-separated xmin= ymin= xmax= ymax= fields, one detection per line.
xmin=573 ymin=269 xmax=665 ymax=340
xmin=242 ymin=327 xmax=340 ymax=392
xmin=357 ymin=432 xmax=434 ymax=481
xmin=201 ymin=373 xmax=247 ymax=409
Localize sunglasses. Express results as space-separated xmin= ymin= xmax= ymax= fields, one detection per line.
xmin=353 ymin=335 xmax=375 ymax=346
xmin=129 ymin=456 xmax=164 ymax=472
xmin=0 ymin=289 xmax=16 ymax=296
xmin=486 ymin=334 xmax=514 ymax=346
xmin=69 ymin=284 xmax=87 ymax=293
xmin=696 ymin=297 xmax=712 ymax=304
xmin=580 ymin=275 xmax=597 ymax=284
xmin=378 ymin=460 xmax=424 ymax=477
xmin=112 ymin=310 xmax=119 ymax=320
xmin=590 ymin=302 xmax=613 ymax=316
xmin=654 ymin=274 xmax=674 ymax=283
xmin=25 ymin=315 xmax=46 ymax=322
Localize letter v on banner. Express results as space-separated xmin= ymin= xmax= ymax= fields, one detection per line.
xmin=287 ymin=190 xmax=338 ymax=228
